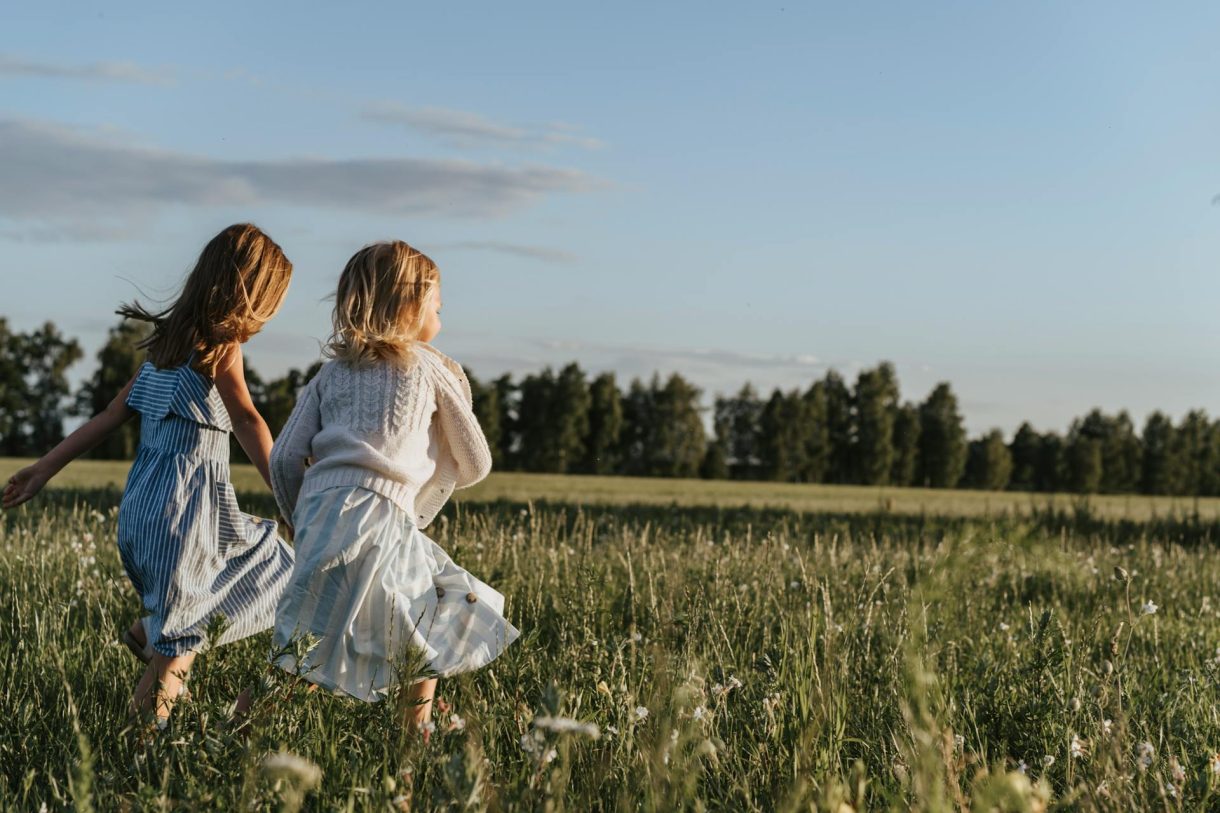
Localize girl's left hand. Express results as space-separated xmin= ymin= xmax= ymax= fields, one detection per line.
xmin=2 ymin=464 xmax=49 ymax=509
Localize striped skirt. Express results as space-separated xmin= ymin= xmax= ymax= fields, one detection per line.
xmin=116 ymin=429 xmax=295 ymax=657
xmin=273 ymin=486 xmax=519 ymax=702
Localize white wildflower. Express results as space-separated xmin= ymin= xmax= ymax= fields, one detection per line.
xmin=1210 ymin=753 xmax=1220 ymax=775
xmin=448 ymin=713 xmax=466 ymax=732
xmin=533 ymin=715 xmax=601 ymax=739
xmin=261 ymin=752 xmax=322 ymax=788
xmin=634 ymin=705 xmax=649 ymax=720
xmin=1141 ymin=601 xmax=1158 ymax=616
xmin=422 ymin=720 xmax=436 ymax=735
xmin=692 ymin=705 xmax=707 ymax=721
xmin=998 ymin=622 xmax=1010 ymax=632
xmin=1167 ymin=782 xmax=1178 ymax=798
xmin=1017 ymin=760 xmax=1028 ymax=774
xmin=1042 ymin=754 xmax=1055 ymax=768
xmin=1138 ymin=741 xmax=1155 ymax=769
xmin=630 ymin=631 xmax=642 ymax=643
xmin=954 ymin=734 xmax=965 ymax=753
xmin=1102 ymin=719 xmax=1113 ymax=736
xmin=1070 ymin=734 xmax=1087 ymax=759
xmin=542 ymin=747 xmax=558 ymax=764
xmin=604 ymin=725 xmax=619 ymax=737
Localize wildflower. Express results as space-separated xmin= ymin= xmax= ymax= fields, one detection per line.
xmin=634 ymin=705 xmax=649 ymax=720
xmin=1170 ymin=756 xmax=1185 ymax=784
xmin=1138 ymin=741 xmax=1155 ymax=769
xmin=998 ymin=622 xmax=1010 ymax=632
xmin=261 ymin=752 xmax=322 ymax=788
xmin=1070 ymin=734 xmax=1087 ymax=759
xmin=1141 ymin=601 xmax=1159 ymax=616
xmin=954 ymin=734 xmax=965 ymax=753
xmin=542 ymin=748 xmax=558 ymax=764
xmin=630 ymin=631 xmax=642 ymax=643
xmin=1017 ymin=760 xmax=1028 ymax=774
xmin=1070 ymin=697 xmax=1082 ymax=712
xmin=1210 ymin=753 xmax=1220 ymax=775
xmin=1042 ymin=754 xmax=1055 ymax=768
xmin=533 ymin=715 xmax=601 ymax=739
xmin=605 ymin=725 xmax=619 ymax=737
xmin=1102 ymin=719 xmax=1113 ymax=736
xmin=421 ymin=720 xmax=437 ymax=736
xmin=1167 ymin=782 xmax=1178 ymax=798
xmin=82 ymin=532 xmax=94 ymax=544
xmin=692 ymin=705 xmax=707 ymax=721
xmin=448 ymin=714 xmax=466 ymax=732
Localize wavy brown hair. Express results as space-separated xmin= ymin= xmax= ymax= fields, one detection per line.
xmin=326 ymin=240 xmax=440 ymax=365
xmin=119 ymin=224 xmax=293 ymax=378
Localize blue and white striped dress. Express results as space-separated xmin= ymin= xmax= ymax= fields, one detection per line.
xmin=116 ymin=360 xmax=294 ymax=657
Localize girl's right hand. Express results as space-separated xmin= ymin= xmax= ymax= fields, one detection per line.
xmin=2 ymin=464 xmax=49 ymax=509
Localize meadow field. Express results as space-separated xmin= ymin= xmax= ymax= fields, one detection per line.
xmin=4 ymin=460 xmax=1220 ymax=810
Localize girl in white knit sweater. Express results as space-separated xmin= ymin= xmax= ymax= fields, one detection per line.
xmin=269 ymin=241 xmax=519 ymax=734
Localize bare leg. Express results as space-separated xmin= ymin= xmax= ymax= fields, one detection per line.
xmin=131 ymin=651 xmax=196 ymax=726
xmin=404 ymin=678 xmax=439 ymax=741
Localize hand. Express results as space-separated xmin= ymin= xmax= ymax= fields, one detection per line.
xmin=3 ymin=464 xmax=49 ymax=509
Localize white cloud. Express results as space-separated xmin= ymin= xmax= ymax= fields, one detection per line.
xmin=361 ymin=103 xmax=604 ymax=150
xmin=0 ymin=118 xmax=595 ymax=239
xmin=435 ymin=240 xmax=577 ymax=263
xmin=0 ymin=53 xmax=172 ymax=85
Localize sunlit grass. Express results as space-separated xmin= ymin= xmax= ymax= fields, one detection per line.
xmin=4 ymin=486 xmax=1220 ymax=809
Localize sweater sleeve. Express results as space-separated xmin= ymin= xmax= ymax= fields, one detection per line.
xmin=270 ymin=375 xmax=322 ymax=521
xmin=411 ymin=352 xmax=492 ymax=528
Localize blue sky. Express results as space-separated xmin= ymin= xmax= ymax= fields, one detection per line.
xmin=3 ymin=1 xmax=1219 ymax=435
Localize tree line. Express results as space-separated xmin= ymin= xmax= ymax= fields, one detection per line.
xmin=4 ymin=317 xmax=1219 ymax=496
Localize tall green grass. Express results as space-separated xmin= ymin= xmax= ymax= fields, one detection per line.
xmin=2 ymin=490 xmax=1219 ymax=810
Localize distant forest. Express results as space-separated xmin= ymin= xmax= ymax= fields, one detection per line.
xmin=3 ymin=317 xmax=1218 ymax=497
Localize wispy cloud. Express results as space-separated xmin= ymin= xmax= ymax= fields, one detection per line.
xmin=0 ymin=53 xmax=172 ymax=85
xmin=0 ymin=118 xmax=596 ymax=240
xmin=361 ymin=103 xmax=604 ymax=150
xmin=435 ymin=240 xmax=578 ymax=263
xmin=440 ymin=334 xmax=833 ymax=400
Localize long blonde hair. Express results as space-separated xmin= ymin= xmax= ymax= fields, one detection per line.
xmin=326 ymin=240 xmax=440 ymax=365
xmin=119 ymin=223 xmax=293 ymax=378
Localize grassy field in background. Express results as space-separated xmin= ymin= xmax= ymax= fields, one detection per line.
xmin=4 ymin=455 xmax=1218 ymax=521
xmin=5 ymin=485 xmax=1220 ymax=809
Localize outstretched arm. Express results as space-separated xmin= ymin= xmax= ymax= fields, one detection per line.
xmin=2 ymin=375 xmax=137 ymax=508
xmin=214 ymin=344 xmax=275 ymax=490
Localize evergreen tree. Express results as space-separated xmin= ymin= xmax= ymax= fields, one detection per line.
xmin=1072 ymin=409 xmax=1141 ymax=493
xmin=1176 ymin=410 xmax=1220 ymax=497
xmin=1140 ymin=411 xmax=1180 ymax=495
xmin=581 ymin=372 xmax=622 ymax=474
xmin=822 ymin=370 xmax=855 ymax=484
xmin=889 ymin=402 xmax=921 ymax=487
xmin=651 ymin=373 xmax=706 ymax=478
xmin=758 ymin=389 xmax=807 ymax=482
xmin=712 ymin=384 xmax=763 ymax=479
xmin=699 ymin=439 xmax=729 ymax=479
xmin=1035 ymin=432 xmax=1066 ymax=492
xmin=493 ymin=374 xmax=519 ymax=469
xmin=963 ymin=429 xmax=1013 ymax=491
xmin=915 ymin=383 xmax=967 ymax=488
xmin=73 ymin=318 xmax=150 ymax=459
xmin=1008 ymin=422 xmax=1042 ymax=492
xmin=515 ymin=364 xmax=590 ymax=473
xmin=854 ymin=363 xmax=899 ymax=485
xmin=1065 ymin=429 xmax=1103 ymax=494
xmin=618 ymin=378 xmax=652 ymax=477
xmin=799 ymin=381 xmax=831 ymax=483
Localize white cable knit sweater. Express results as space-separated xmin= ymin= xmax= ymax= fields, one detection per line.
xmin=269 ymin=344 xmax=491 ymax=529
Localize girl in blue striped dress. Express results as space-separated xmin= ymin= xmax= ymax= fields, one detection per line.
xmin=270 ymin=241 xmax=518 ymax=737
xmin=2 ymin=224 xmax=296 ymax=728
